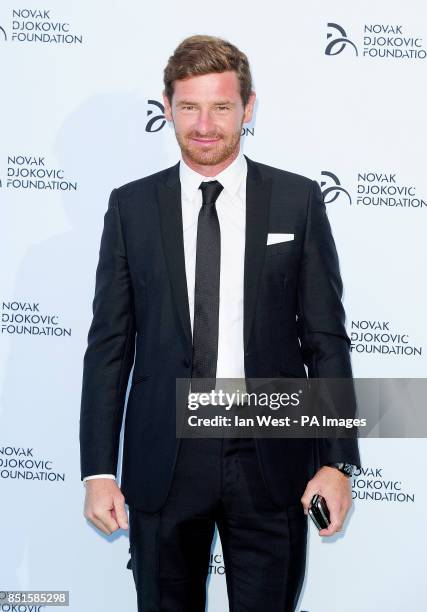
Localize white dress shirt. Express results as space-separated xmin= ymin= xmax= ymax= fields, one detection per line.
xmin=84 ymin=150 xmax=247 ymax=483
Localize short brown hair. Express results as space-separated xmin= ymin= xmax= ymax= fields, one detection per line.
xmin=163 ymin=35 xmax=253 ymax=106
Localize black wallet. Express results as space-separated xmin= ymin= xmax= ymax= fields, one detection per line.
xmin=308 ymin=494 xmax=330 ymax=530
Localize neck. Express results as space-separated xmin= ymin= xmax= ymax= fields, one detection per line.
xmin=182 ymin=147 xmax=241 ymax=177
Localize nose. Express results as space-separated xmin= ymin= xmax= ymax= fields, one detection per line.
xmin=195 ymin=108 xmax=216 ymax=135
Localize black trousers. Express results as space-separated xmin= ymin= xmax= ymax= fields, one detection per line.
xmin=127 ymin=436 xmax=308 ymax=612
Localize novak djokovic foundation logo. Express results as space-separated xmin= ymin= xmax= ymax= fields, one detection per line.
xmin=1 ymin=301 xmax=72 ymax=337
xmin=0 ymin=155 xmax=78 ymax=191
xmin=352 ymin=466 xmax=415 ymax=503
xmin=321 ymin=170 xmax=426 ymax=210
xmin=145 ymin=99 xmax=255 ymax=136
xmin=0 ymin=445 xmax=65 ymax=482
xmin=326 ymin=22 xmax=426 ymax=59
xmin=320 ymin=171 xmax=352 ymax=205
xmin=356 ymin=171 xmax=425 ymax=208
xmin=350 ymin=320 xmax=422 ymax=357
xmin=146 ymin=100 xmax=166 ymax=133
xmin=0 ymin=8 xmax=83 ymax=45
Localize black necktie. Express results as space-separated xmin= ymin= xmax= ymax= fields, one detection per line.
xmin=191 ymin=180 xmax=224 ymax=393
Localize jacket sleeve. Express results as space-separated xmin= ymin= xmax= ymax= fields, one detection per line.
xmin=296 ymin=179 xmax=361 ymax=468
xmin=79 ymin=188 xmax=136 ymax=479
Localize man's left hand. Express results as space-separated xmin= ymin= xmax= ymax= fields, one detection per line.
xmin=301 ymin=466 xmax=352 ymax=536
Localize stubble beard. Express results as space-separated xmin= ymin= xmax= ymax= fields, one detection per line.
xmin=175 ymin=124 xmax=243 ymax=167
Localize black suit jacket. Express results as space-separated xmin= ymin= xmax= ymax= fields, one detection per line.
xmin=80 ymin=155 xmax=360 ymax=512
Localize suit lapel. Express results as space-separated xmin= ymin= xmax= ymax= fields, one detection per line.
xmin=243 ymin=156 xmax=272 ymax=350
xmin=156 ymin=156 xmax=272 ymax=355
xmin=157 ymin=162 xmax=193 ymax=352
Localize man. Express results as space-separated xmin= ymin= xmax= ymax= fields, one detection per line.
xmin=80 ymin=35 xmax=360 ymax=612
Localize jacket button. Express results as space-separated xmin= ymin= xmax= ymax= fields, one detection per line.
xmin=183 ymin=357 xmax=191 ymax=368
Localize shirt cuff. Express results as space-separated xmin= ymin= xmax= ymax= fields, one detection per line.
xmin=83 ymin=474 xmax=116 ymax=485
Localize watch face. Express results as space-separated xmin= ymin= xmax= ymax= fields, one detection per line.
xmin=330 ymin=462 xmax=354 ymax=477
xmin=342 ymin=463 xmax=355 ymax=477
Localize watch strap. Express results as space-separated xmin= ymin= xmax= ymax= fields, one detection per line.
xmin=327 ymin=462 xmax=355 ymax=477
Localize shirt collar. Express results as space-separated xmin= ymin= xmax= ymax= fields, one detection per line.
xmin=179 ymin=150 xmax=247 ymax=201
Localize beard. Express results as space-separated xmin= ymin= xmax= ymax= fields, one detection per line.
xmin=174 ymin=124 xmax=242 ymax=167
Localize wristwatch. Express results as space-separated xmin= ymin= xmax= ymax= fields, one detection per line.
xmin=327 ymin=462 xmax=355 ymax=477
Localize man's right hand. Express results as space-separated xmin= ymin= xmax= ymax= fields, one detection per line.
xmin=83 ymin=478 xmax=129 ymax=535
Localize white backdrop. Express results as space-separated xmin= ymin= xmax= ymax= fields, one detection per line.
xmin=1 ymin=1 xmax=426 ymax=610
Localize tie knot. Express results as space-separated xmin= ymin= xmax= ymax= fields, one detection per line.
xmin=199 ymin=180 xmax=223 ymax=205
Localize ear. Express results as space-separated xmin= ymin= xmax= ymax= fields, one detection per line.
xmin=162 ymin=91 xmax=173 ymax=121
xmin=243 ymin=91 xmax=256 ymax=124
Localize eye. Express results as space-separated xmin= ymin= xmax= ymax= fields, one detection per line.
xmin=216 ymin=105 xmax=230 ymax=111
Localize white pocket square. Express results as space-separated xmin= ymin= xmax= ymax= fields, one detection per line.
xmin=267 ymin=233 xmax=294 ymax=245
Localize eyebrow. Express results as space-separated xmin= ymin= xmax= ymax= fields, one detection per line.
xmin=176 ymin=100 xmax=236 ymax=106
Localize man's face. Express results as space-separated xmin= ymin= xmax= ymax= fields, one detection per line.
xmin=163 ymin=71 xmax=255 ymax=168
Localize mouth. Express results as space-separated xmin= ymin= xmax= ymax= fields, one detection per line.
xmin=190 ymin=137 xmax=221 ymax=145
